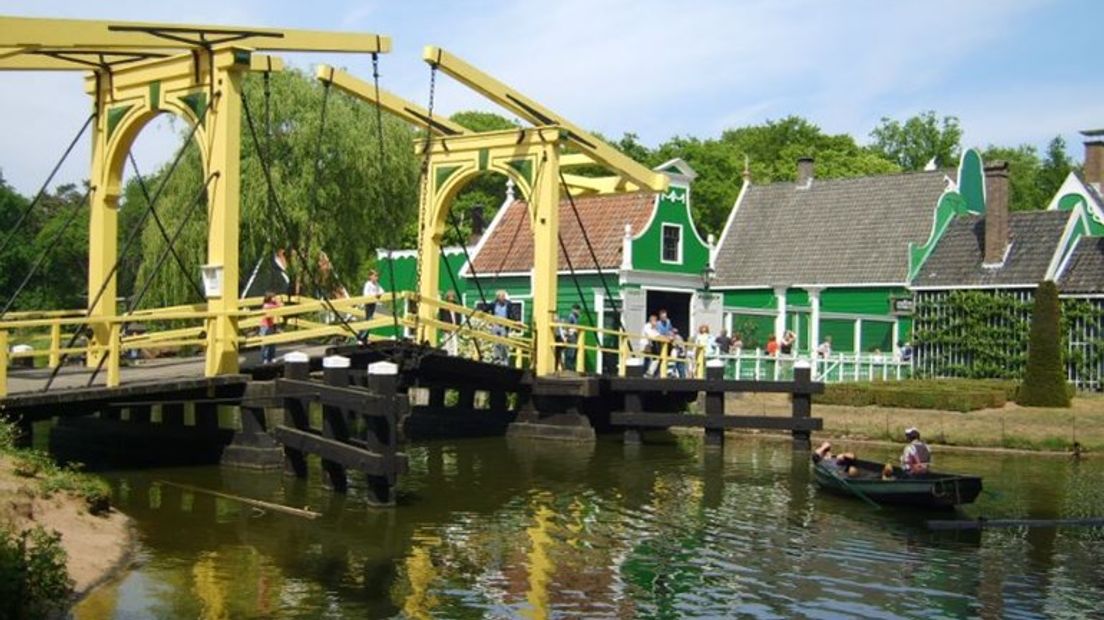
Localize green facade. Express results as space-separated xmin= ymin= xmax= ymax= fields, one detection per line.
xmin=630 ymin=185 xmax=709 ymax=275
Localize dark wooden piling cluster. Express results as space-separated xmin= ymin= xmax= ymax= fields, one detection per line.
xmin=273 ymin=354 xmax=408 ymax=505
xmin=610 ymin=360 xmax=823 ymax=449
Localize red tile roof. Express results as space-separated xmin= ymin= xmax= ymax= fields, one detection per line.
xmin=468 ymin=192 xmax=657 ymax=274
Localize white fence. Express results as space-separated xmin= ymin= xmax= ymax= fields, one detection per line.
xmin=713 ymin=350 xmax=914 ymax=383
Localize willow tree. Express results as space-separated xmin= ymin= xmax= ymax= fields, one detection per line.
xmin=124 ymin=67 xmax=420 ymax=309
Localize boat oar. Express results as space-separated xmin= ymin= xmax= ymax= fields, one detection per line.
xmin=825 ymin=466 xmax=881 ymax=510
xmin=927 ymin=517 xmax=1104 ymax=531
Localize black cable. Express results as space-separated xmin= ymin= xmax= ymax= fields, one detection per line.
xmin=241 ymin=89 xmax=361 ymax=342
xmin=86 ymin=172 xmax=218 ymax=386
xmin=42 ymin=92 xmax=220 ymax=392
xmin=370 ymin=53 xmax=402 ymax=337
xmin=558 ymin=170 xmax=634 ymax=353
xmin=126 ymin=152 xmax=205 ymax=301
xmin=0 ymin=186 xmax=91 ymax=318
xmin=0 ymin=113 xmax=94 ymax=260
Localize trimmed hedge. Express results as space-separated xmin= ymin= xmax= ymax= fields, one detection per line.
xmin=1018 ymin=281 xmax=1071 ymax=407
xmin=814 ymin=379 xmax=1020 ymax=412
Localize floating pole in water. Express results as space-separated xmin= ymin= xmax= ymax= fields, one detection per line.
xmin=927 ymin=517 xmax=1104 ymax=531
xmin=155 ymin=480 xmax=321 ymax=520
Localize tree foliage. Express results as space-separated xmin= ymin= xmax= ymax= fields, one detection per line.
xmin=650 ymin=116 xmax=899 ymax=235
xmin=1018 ymin=280 xmax=1071 ymax=407
xmin=982 ymin=136 xmax=1078 ymax=212
xmin=124 ymin=68 xmax=420 ymax=308
xmin=870 ymin=110 xmax=962 ymax=171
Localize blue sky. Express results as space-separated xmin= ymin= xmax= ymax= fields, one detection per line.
xmin=1 ymin=0 xmax=1101 ymax=195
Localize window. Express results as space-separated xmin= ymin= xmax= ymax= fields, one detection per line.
xmin=661 ymin=224 xmax=682 ymax=264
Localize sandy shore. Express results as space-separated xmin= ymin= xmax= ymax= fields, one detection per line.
xmin=0 ymin=455 xmax=135 ymax=598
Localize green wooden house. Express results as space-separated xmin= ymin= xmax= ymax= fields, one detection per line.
xmin=710 ymin=155 xmax=986 ymax=361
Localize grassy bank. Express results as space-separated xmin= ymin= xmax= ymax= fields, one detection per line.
xmin=0 ymin=419 xmax=132 ymax=614
xmin=728 ymin=392 xmax=1104 ymax=453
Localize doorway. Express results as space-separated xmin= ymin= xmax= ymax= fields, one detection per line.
xmin=645 ymin=290 xmax=693 ymax=337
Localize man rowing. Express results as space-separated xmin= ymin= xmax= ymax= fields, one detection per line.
xmin=900 ymin=427 xmax=931 ymax=475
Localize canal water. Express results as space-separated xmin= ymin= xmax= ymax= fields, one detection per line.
xmin=74 ymin=435 xmax=1104 ymax=619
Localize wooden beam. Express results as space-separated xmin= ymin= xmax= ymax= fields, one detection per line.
xmin=272 ymin=426 xmax=406 ymax=476
xmin=605 ymin=377 xmax=825 ymax=395
xmin=316 ymin=64 xmax=466 ymax=135
xmin=0 ymin=16 xmax=390 ymax=54
xmin=422 ymin=46 xmax=668 ymax=192
xmin=610 ymin=412 xmax=824 ymax=431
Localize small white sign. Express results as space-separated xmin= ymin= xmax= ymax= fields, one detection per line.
xmin=201 ymin=264 xmax=223 ymax=299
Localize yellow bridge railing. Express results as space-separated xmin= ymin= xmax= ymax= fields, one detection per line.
xmin=550 ymin=321 xmax=712 ymax=379
xmin=0 ymin=291 xmax=537 ymax=397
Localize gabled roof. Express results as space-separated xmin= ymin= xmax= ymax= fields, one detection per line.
xmin=713 ymin=170 xmax=950 ymax=287
xmin=467 ymin=192 xmax=656 ymax=275
xmin=912 ymin=210 xmax=1071 ymax=288
xmin=1058 ymin=236 xmax=1104 ymax=293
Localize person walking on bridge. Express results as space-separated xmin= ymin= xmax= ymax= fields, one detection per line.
xmin=260 ymin=292 xmax=281 ymax=364
xmin=491 ymin=290 xmax=511 ymax=365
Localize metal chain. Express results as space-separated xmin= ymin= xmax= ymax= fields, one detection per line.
xmin=410 ymin=63 xmax=438 ymax=342
xmin=372 ymin=52 xmax=402 ymax=338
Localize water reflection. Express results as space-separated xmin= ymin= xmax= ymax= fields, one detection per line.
xmin=76 ymin=436 xmax=1104 ymax=619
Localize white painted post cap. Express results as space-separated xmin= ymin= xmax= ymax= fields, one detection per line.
xmin=283 ymin=351 xmax=310 ymax=363
xmin=706 ymin=359 xmax=725 ymax=368
xmin=367 ymin=361 xmax=399 ymax=376
xmin=794 ymin=359 xmax=811 ymax=369
xmin=322 ymin=355 xmax=351 ymax=369
xmin=626 ymin=357 xmax=645 ymax=367
xmin=11 ymin=344 xmax=33 ymax=354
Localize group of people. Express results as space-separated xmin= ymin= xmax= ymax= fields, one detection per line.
xmin=812 ymin=427 xmax=931 ymax=478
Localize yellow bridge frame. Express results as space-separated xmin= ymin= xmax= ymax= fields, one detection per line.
xmin=0 ymin=15 xmax=667 ymax=388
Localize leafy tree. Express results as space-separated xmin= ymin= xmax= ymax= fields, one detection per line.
xmin=1018 ymin=280 xmax=1070 ymax=407
xmin=1039 ymin=135 xmax=1077 ymax=199
xmin=982 ymin=144 xmax=1048 ymax=212
xmin=870 ymin=110 xmax=962 ymax=171
xmin=652 ymin=116 xmax=899 ymax=235
xmin=444 ymin=111 xmax=520 ymax=245
xmin=124 ymin=68 xmax=420 ymax=308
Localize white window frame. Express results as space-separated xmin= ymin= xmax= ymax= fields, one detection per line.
xmin=660 ymin=223 xmax=683 ymax=265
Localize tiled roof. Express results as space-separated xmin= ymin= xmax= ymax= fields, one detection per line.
xmin=713 ymin=170 xmax=950 ymax=286
xmin=913 ymin=210 xmax=1071 ymax=287
xmin=1059 ymin=236 xmax=1104 ymax=293
xmin=468 ymin=192 xmax=656 ymax=274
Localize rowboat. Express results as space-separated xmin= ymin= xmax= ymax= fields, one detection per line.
xmin=813 ymin=458 xmax=983 ymax=509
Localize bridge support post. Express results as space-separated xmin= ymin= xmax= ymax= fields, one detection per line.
xmin=320 ymin=355 xmax=352 ymax=492
xmin=704 ymin=360 xmax=725 ymax=448
xmin=220 ymin=381 xmax=284 ymax=470
xmin=622 ymin=358 xmax=645 ymax=444
xmin=281 ymin=352 xmax=311 ymax=478
xmin=791 ymin=361 xmax=813 ymax=451
xmin=366 ymin=361 xmax=400 ymax=505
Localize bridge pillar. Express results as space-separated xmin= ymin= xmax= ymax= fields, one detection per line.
xmin=703 ymin=360 xmax=726 ymax=448
xmin=220 ymin=381 xmax=284 ymax=470
xmin=791 ymin=361 xmax=813 ymax=451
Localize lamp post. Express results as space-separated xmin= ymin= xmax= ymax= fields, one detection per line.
xmin=700 ymin=264 xmax=715 ymax=293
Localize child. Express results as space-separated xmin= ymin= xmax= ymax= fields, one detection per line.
xmin=260 ymin=292 xmax=281 ymax=364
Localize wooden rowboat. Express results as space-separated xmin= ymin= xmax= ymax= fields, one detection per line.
xmin=813 ymin=458 xmax=982 ymax=509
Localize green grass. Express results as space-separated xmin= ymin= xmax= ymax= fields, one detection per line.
xmin=1 ymin=420 xmax=112 ymax=515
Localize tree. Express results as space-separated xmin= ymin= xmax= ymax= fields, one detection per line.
xmin=443 ymin=111 xmax=521 ymax=244
xmin=870 ymin=111 xmax=962 ymax=171
xmin=124 ymin=68 xmax=420 ymax=309
xmin=982 ymin=144 xmax=1048 ymax=212
xmin=652 ymin=116 xmax=899 ymax=235
xmin=1017 ymin=280 xmax=1070 ymax=407
xmin=1039 ymin=135 xmax=1077 ymax=199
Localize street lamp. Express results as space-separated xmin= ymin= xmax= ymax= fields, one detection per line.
xmin=700 ymin=264 xmax=716 ymax=292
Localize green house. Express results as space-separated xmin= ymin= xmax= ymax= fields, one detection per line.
xmin=912 ymin=134 xmax=1104 ymax=390
xmin=711 ymin=155 xmax=979 ymax=361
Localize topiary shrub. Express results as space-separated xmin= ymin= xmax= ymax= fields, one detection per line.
xmin=1018 ymin=280 xmax=1071 ymax=407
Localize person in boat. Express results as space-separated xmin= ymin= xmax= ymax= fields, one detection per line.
xmin=881 ymin=464 xmax=896 ymax=480
xmin=900 ymin=427 xmax=931 ymax=475
xmin=812 ymin=442 xmax=856 ymax=472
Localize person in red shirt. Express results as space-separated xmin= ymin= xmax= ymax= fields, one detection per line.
xmin=260 ymin=292 xmax=281 ymax=364
xmin=765 ymin=334 xmax=779 ymax=357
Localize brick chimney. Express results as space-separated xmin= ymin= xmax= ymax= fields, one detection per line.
xmin=1083 ymin=129 xmax=1104 ymax=190
xmin=983 ymin=160 xmax=1010 ymax=266
xmin=796 ymin=157 xmax=814 ymax=188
